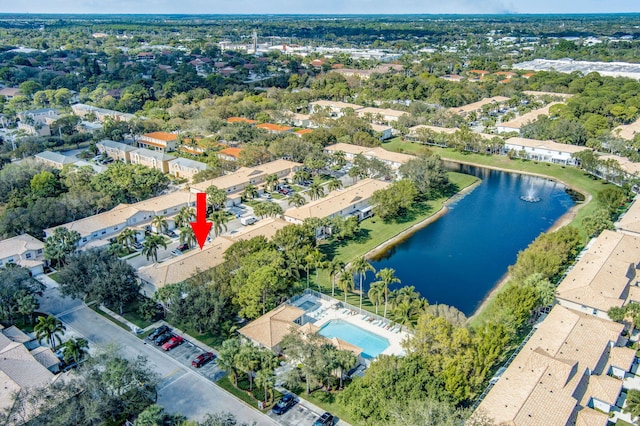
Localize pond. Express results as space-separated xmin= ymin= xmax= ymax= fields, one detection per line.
xmin=367 ymin=163 xmax=576 ymax=316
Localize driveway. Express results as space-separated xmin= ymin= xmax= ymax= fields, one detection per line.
xmin=38 ymin=287 xmax=276 ymax=425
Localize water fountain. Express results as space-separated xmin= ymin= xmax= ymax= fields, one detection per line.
xmin=520 ymin=186 xmax=541 ymax=203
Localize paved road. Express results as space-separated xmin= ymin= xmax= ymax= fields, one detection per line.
xmin=38 ymin=288 xmax=276 ymax=425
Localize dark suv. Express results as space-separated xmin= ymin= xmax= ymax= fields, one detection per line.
xmin=154 ymin=331 xmax=173 ymax=346
xmin=148 ymin=325 xmax=170 ymax=340
xmin=313 ymin=412 xmax=335 ymax=426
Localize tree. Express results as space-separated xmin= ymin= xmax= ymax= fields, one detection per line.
xmin=372 ymin=179 xmax=418 ymax=221
xmin=265 ymin=173 xmax=279 ymax=192
xmin=337 ymin=270 xmax=355 ymax=303
xmin=327 ymin=178 xmax=343 ymax=192
xmin=399 ymin=155 xmax=450 ymax=199
xmin=141 ymin=234 xmax=167 ymax=263
xmin=174 ymin=206 xmax=195 ymax=229
xmin=61 ymin=337 xmax=89 ymax=364
xmin=293 ymin=169 xmax=311 ymax=184
xmin=206 ymin=185 xmax=228 ymax=211
xmin=582 ymin=208 xmax=614 ymax=238
xmin=35 ymin=314 xmax=66 ymax=348
xmin=242 ymin=184 xmax=258 ymax=201
xmin=209 ymin=211 xmax=229 ymax=238
xmin=350 ymin=256 xmax=375 ymax=312
xmin=368 ymin=281 xmax=385 ymax=315
xmin=308 ymin=177 xmax=326 ymax=201
xmin=218 ymin=338 xmax=242 ymax=386
xmin=255 ymin=369 xmax=276 ymax=404
xmin=329 ymin=259 xmax=345 ymax=297
xmin=179 ymin=225 xmax=197 ymax=247
xmin=235 ymin=344 xmax=261 ymax=392
xmin=117 ymin=227 xmax=138 ymax=251
xmin=305 ymin=249 xmax=326 ymax=291
xmin=151 ymin=215 xmax=168 ymax=234
xmin=625 ymin=389 xmax=640 ymax=418
xmin=373 ymin=267 xmax=400 ymax=318
xmin=16 ymin=291 xmax=38 ymax=324
xmin=288 ymin=193 xmax=307 ymax=208
xmin=44 ymin=227 xmax=81 ymax=268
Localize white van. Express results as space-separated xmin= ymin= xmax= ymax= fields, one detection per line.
xmin=240 ymin=216 xmax=257 ymax=226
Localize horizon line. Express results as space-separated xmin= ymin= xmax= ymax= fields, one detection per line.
xmin=2 ymin=12 xmax=640 ymax=16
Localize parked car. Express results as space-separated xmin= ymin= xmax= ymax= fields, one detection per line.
xmin=162 ymin=335 xmax=184 ymax=351
xmin=313 ymin=412 xmax=335 ymax=426
xmin=148 ymin=325 xmax=170 ymax=340
xmin=154 ymin=332 xmax=173 ymax=346
xmin=272 ymin=393 xmax=295 ymax=415
xmin=164 ymin=230 xmax=178 ymax=238
xmin=133 ymin=242 xmax=143 ymax=250
xmin=176 ymin=243 xmax=189 ymax=251
xmin=192 ymin=352 xmax=216 ymax=368
xmin=170 ymin=249 xmax=182 ymax=257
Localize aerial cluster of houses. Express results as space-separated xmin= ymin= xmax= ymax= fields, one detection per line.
xmin=473 ymin=199 xmax=640 ymax=425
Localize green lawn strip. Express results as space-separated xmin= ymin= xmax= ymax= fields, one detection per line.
xmin=89 ymin=305 xmax=132 ymax=332
xmin=292 ymin=387 xmax=356 ymax=425
xmin=48 ymin=272 xmax=61 ymax=283
xmin=615 ymin=419 xmax=634 ymax=426
xmin=119 ymin=299 xmax=155 ymax=329
xmin=216 ymin=375 xmax=280 ymax=412
xmin=164 ymin=320 xmax=224 ymax=349
xmin=383 ymin=139 xmax=612 ymax=238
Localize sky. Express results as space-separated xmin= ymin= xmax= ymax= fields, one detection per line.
xmin=2 ymin=0 xmax=640 ymax=15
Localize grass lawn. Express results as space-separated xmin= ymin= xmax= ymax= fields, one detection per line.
xmin=382 ymin=138 xmax=613 ymax=238
xmin=48 ymin=272 xmax=61 ymax=283
xmin=615 ymin=420 xmax=634 ymax=426
xmin=291 ymin=387 xmax=356 ymax=426
xmin=216 ymin=375 xmax=281 ymax=412
xmin=120 ymin=298 xmax=156 ymax=329
xmin=90 ymin=305 xmax=132 ymax=332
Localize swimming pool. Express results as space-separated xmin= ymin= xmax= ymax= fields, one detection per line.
xmin=298 ymin=300 xmax=316 ymax=311
xmin=319 ymin=319 xmax=390 ymax=358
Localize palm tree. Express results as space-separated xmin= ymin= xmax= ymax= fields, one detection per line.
xmin=334 ymin=349 xmax=357 ymax=389
xmin=329 ymin=259 xmax=345 ymax=297
xmin=217 ymin=338 xmax=241 ymax=387
xmin=368 ymin=281 xmax=385 ymax=315
xmin=373 ymin=268 xmax=401 ymax=318
xmin=209 ymin=211 xmax=229 ymax=238
xmin=327 ymin=178 xmax=342 ymax=192
xmin=34 ymin=315 xmax=66 ymax=348
xmin=337 ymin=271 xmax=354 ymax=304
xmin=288 ymin=193 xmax=307 ymax=208
xmin=624 ymin=389 xmax=640 ymax=418
xmin=242 ymin=184 xmax=258 ymax=201
xmin=179 ymin=226 xmax=196 ymax=248
xmin=151 ymin=215 xmax=168 ymax=235
xmin=305 ymin=249 xmax=326 ymax=292
xmin=174 ymin=206 xmax=195 ymax=228
xmin=350 ymin=256 xmax=375 ymax=313
xmin=253 ymin=202 xmax=268 ymax=219
xmin=61 ymin=337 xmax=89 ymax=364
xmin=308 ymin=178 xmax=325 ymax=201
xmin=117 ymin=227 xmax=138 ymax=251
xmin=293 ymin=169 xmax=311 ymax=185
xmin=332 ymin=150 xmax=346 ymax=168
xmin=265 ymin=173 xmax=279 ymax=192
xmin=142 ymin=234 xmax=167 ymax=263
xmin=255 ymin=369 xmax=275 ymax=404
xmin=236 ymin=344 xmax=260 ymax=392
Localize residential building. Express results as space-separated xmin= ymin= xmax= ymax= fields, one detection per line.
xmin=17 ymin=108 xmax=60 ymax=125
xmin=44 ymin=190 xmax=195 ymax=247
xmin=294 ymin=129 xmax=313 ymax=138
xmin=503 ymin=137 xmax=589 ymax=166
xmin=137 ymin=132 xmax=178 ymax=152
xmin=0 ymin=234 xmax=45 ymax=275
xmin=238 ymin=304 xmax=306 ymax=352
xmin=370 ymin=123 xmax=393 ymax=140
xmin=284 ymin=178 xmax=391 ymax=224
xmin=71 ymin=103 xmax=134 ymax=122
xmin=226 ymin=117 xmax=257 ymax=125
xmin=522 ymin=90 xmax=573 ymax=101
xmin=96 ymin=139 xmax=137 ymax=162
xmin=290 ymin=113 xmax=311 ymax=127
xmin=323 ymin=142 xmax=369 ymax=161
xmin=18 ymin=121 xmax=50 ymax=137
xmin=256 ymin=123 xmax=293 ymax=134
xmin=599 ymin=154 xmax=640 ymax=180
xmin=190 ymin=159 xmax=301 ymax=200
xmin=555 ymin=229 xmax=640 ymax=319
xmin=34 ymin=151 xmax=78 ymax=169
xmin=405 ymin=125 xmax=495 ymax=144
xmin=496 ymin=102 xmax=563 ymax=134
xmin=217 ymin=147 xmax=243 ymax=162
xmin=473 ymin=305 xmax=634 ymax=426
xmin=616 ymin=197 xmax=640 ymax=237
xmin=355 ymin=107 xmax=407 ymax=123
xmin=309 ymin=100 xmax=364 ymax=117
xmin=449 ymin=96 xmax=509 ymax=116
xmin=168 ymin=157 xmax=208 ymax=181
xmin=130 ymin=148 xmax=176 ymax=173
xmin=0 ymin=329 xmax=60 ymax=417
xmin=0 ymin=87 xmax=21 ymax=99
xmin=324 ymin=143 xmax=414 ymax=170
xmin=614 ymin=116 xmax=640 ymax=141
xmin=138 ymin=237 xmax=233 ymax=294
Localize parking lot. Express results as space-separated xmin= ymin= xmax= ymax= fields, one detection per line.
xmin=147 ymin=331 xmax=224 ymax=382
xmin=268 ymin=400 xmax=323 ymax=426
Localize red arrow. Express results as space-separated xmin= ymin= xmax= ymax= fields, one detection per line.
xmin=190 ymin=192 xmax=212 ymax=250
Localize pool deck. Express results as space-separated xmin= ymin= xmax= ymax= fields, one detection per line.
xmin=292 ymin=293 xmax=409 ymax=358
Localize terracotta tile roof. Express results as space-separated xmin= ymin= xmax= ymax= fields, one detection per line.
xmin=226 ymin=117 xmax=257 ymax=124
xmin=294 ymin=129 xmax=313 ymax=135
xmin=257 ymin=123 xmax=293 ymax=132
xmin=218 ymin=147 xmax=243 ymax=158
xmin=617 ymin=197 xmax=640 ymax=235
xmin=575 ymin=407 xmax=609 ymax=426
xmin=238 ymin=304 xmax=304 ymax=349
xmin=141 ymin=132 xmax=178 ymax=142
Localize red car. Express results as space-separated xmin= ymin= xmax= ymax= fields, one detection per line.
xmin=161 ymin=335 xmax=184 ymax=351
xmin=192 ymin=352 xmax=216 ymax=368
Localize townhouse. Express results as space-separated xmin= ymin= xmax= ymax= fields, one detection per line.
xmin=308 ymin=100 xmax=364 ymax=117
xmin=137 ymin=132 xmax=178 ymax=152
xmin=449 ymin=96 xmax=510 ymax=116
xmin=283 ymin=178 xmax=391 ymax=224
xmin=355 ymin=106 xmax=407 ymax=124
xmin=168 ymin=157 xmax=209 ymax=181
xmin=130 ymin=148 xmax=175 ymax=173
xmin=496 ymin=102 xmax=563 ymax=134
xmin=96 ymin=139 xmax=137 ymax=162
xmin=503 ymin=137 xmax=589 ymax=166
xmin=71 ymin=103 xmax=135 ymax=122
xmin=34 ymin=151 xmax=79 ymax=169
xmin=0 ymin=234 xmax=46 ymax=275
xmin=324 ymin=143 xmax=414 ymax=171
